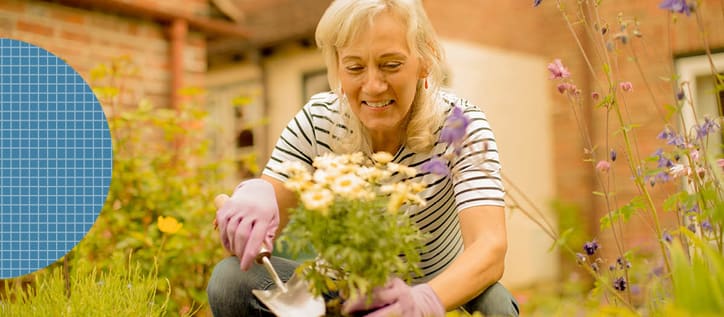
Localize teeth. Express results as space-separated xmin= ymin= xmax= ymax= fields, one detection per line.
xmin=365 ymin=100 xmax=392 ymax=108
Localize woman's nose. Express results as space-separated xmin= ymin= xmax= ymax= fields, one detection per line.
xmin=362 ymin=69 xmax=387 ymax=95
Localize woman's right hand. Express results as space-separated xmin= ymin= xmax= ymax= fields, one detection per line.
xmin=215 ymin=178 xmax=280 ymax=271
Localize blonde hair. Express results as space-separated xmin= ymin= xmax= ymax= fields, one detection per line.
xmin=315 ymin=0 xmax=447 ymax=155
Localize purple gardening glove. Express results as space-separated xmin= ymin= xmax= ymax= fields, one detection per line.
xmin=342 ymin=278 xmax=445 ymax=317
xmin=215 ymin=179 xmax=279 ymax=271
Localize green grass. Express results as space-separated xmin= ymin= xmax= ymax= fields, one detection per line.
xmin=0 ymin=257 xmax=178 ymax=317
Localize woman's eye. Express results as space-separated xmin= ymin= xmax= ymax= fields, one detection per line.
xmin=382 ymin=62 xmax=402 ymax=70
xmin=346 ymin=65 xmax=363 ymax=72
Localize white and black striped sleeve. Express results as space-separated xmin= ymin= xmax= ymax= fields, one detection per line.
xmin=263 ymin=105 xmax=318 ymax=182
xmin=451 ymin=105 xmax=505 ymax=210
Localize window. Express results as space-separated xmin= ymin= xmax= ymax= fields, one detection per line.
xmin=676 ymin=53 xmax=724 ymax=156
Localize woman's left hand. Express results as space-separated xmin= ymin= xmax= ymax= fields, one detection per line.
xmin=342 ymin=277 xmax=445 ymax=317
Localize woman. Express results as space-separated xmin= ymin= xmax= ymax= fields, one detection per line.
xmin=207 ymin=0 xmax=519 ymax=316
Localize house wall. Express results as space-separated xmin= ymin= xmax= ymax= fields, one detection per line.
xmin=206 ymin=62 xmax=264 ymax=188
xmin=0 ymin=0 xmax=207 ymax=108
xmin=261 ymin=44 xmax=326 ymax=155
xmin=442 ymin=39 xmax=559 ymax=288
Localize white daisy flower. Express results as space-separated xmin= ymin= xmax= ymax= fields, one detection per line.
xmin=301 ymin=186 xmax=334 ymax=214
xmin=372 ymin=151 xmax=394 ymax=164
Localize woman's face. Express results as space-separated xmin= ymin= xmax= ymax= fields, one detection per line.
xmin=337 ymin=11 xmax=424 ymax=136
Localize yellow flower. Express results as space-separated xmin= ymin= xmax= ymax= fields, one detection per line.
xmin=157 ymin=216 xmax=183 ymax=234
xmin=240 ymin=153 xmax=260 ymax=175
xmin=387 ymin=192 xmax=406 ymax=214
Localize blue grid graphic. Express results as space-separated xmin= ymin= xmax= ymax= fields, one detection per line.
xmin=0 ymin=38 xmax=112 ymax=278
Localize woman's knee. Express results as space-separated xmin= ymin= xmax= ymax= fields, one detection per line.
xmin=463 ymin=282 xmax=520 ymax=317
xmin=206 ymin=256 xmax=299 ymax=307
xmin=207 ymin=257 xmax=254 ymax=302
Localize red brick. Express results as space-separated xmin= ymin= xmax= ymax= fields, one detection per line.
xmin=59 ymin=30 xmax=90 ymax=43
xmin=50 ymin=9 xmax=85 ymax=25
xmin=16 ymin=20 xmax=53 ymax=36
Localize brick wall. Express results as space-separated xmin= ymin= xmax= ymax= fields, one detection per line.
xmin=0 ymin=0 xmax=208 ymax=108
xmin=588 ymin=0 xmax=724 ymax=255
xmin=426 ymin=0 xmax=724 ymax=262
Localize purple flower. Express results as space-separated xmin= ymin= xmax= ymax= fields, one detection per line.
xmin=654 ymin=149 xmax=673 ymax=169
xmin=610 ymin=149 xmax=617 ymax=162
xmin=583 ymin=240 xmax=599 ymax=256
xmin=575 ymin=253 xmax=586 ymax=264
xmin=653 ymin=266 xmax=665 ymax=276
xmin=676 ymin=90 xmax=685 ymax=101
xmin=617 ymin=257 xmax=631 ymax=269
xmin=534 ymin=0 xmax=543 ymax=7
xmin=670 ymin=135 xmax=686 ymax=148
xmin=613 ymin=277 xmax=627 ymax=291
xmin=655 ymin=171 xmax=671 ymax=183
xmin=656 ymin=128 xmax=671 ymax=140
xmin=421 ymin=156 xmax=449 ymax=176
xmin=440 ymin=107 xmax=470 ymax=146
xmin=702 ymin=220 xmax=713 ymax=232
xmin=663 ymin=231 xmax=673 ymax=243
xmin=656 ymin=127 xmax=687 ymax=148
xmin=659 ymin=0 xmax=691 ymax=16
xmin=547 ymin=59 xmax=571 ymax=79
xmin=687 ymin=223 xmax=697 ymax=233
xmin=647 ymin=176 xmax=656 ymax=187
xmin=695 ymin=117 xmax=720 ymax=140
xmin=688 ymin=204 xmax=700 ymax=213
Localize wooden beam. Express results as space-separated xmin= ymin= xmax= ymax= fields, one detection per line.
xmin=47 ymin=0 xmax=251 ymax=38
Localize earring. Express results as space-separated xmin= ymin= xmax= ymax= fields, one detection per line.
xmin=424 ymin=78 xmax=428 ymax=89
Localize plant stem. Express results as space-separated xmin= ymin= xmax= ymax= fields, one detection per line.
xmin=557 ymin=0 xmax=602 ymax=90
xmin=611 ymin=96 xmax=673 ymax=278
xmin=502 ymin=174 xmax=558 ymax=241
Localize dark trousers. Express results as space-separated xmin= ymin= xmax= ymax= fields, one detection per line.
xmin=207 ymin=256 xmax=519 ymax=316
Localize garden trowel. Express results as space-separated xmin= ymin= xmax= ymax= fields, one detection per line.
xmin=252 ymin=246 xmax=326 ymax=317
xmin=213 ymin=194 xmax=325 ymax=316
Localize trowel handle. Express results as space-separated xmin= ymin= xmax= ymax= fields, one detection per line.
xmin=255 ymin=245 xmax=272 ymax=264
xmin=256 ymin=245 xmax=288 ymax=293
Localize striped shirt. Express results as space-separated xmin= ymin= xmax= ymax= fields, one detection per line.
xmin=263 ymin=91 xmax=504 ymax=282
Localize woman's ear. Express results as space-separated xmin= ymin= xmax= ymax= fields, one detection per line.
xmin=418 ymin=56 xmax=431 ymax=79
xmin=418 ymin=65 xmax=430 ymax=79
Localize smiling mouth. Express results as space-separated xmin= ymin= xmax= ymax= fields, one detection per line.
xmin=363 ymin=100 xmax=394 ymax=108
